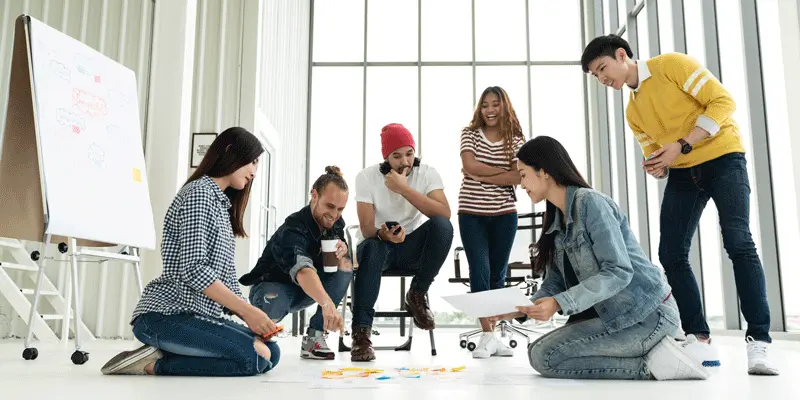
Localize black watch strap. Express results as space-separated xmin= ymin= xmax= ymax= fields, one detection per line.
xmin=678 ymin=138 xmax=692 ymax=154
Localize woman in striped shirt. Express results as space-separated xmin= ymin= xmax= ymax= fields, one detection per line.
xmin=459 ymin=86 xmax=526 ymax=358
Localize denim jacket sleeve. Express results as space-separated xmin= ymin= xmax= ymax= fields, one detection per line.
xmin=530 ymin=263 xmax=566 ymax=303
xmin=552 ymin=194 xmax=634 ymax=316
xmin=274 ymin=225 xmax=315 ymax=285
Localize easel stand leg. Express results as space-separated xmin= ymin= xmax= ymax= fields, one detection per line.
xmin=68 ymin=238 xmax=89 ymax=364
xmin=132 ymin=247 xmax=144 ymax=293
xmin=22 ymin=234 xmax=52 ymax=360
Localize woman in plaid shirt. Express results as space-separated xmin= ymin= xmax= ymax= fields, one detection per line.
xmin=101 ymin=127 xmax=279 ymax=376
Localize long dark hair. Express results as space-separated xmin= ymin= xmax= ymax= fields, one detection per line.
xmin=516 ymin=136 xmax=591 ymax=273
xmin=186 ymin=127 xmax=264 ymax=238
xmin=467 ymin=86 xmax=525 ymax=162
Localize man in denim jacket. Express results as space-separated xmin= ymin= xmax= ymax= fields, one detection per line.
xmin=239 ymin=167 xmax=353 ymax=360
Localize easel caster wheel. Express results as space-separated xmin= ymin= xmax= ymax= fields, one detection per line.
xmin=71 ymin=350 xmax=89 ymax=365
xmin=467 ymin=342 xmax=476 ymax=351
xmin=30 ymin=251 xmax=40 ymax=261
xmin=22 ymin=347 xmax=38 ymax=360
xmin=459 ymin=339 xmax=467 ymax=348
xmin=509 ymin=340 xmax=518 ymax=348
xmin=58 ymin=243 xmax=68 ymax=254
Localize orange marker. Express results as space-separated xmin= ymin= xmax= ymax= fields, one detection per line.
xmin=261 ymin=324 xmax=284 ymax=340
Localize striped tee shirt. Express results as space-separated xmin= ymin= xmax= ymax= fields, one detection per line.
xmin=458 ymin=128 xmax=525 ymax=216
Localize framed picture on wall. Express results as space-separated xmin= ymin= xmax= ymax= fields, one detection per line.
xmin=191 ymin=132 xmax=217 ymax=168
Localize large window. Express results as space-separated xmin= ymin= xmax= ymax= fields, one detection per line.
xmin=603 ymin=0 xmax=800 ymax=335
xmin=308 ymin=1 xmax=587 ymax=325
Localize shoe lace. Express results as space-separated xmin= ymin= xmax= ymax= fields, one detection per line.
xmin=746 ymin=336 xmax=768 ymax=357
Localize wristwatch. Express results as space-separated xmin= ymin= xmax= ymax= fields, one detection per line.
xmin=678 ymin=138 xmax=692 ymax=154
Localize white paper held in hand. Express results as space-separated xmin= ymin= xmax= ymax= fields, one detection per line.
xmin=442 ymin=287 xmax=533 ymax=318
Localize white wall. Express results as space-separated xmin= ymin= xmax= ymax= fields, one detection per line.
xmin=188 ymin=0 xmax=310 ymax=285
xmin=0 ymin=0 xmax=310 ymax=339
xmin=259 ymin=0 xmax=311 ymax=224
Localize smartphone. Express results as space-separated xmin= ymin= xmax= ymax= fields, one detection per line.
xmin=385 ymin=221 xmax=401 ymax=234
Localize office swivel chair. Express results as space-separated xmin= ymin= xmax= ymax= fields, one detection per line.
xmin=337 ymin=225 xmax=437 ymax=356
xmin=448 ymin=212 xmax=551 ymax=350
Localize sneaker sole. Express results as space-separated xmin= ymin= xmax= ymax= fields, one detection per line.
xmin=301 ymin=350 xmax=335 ymax=360
xmin=748 ymin=364 xmax=779 ymax=376
xmin=101 ymin=346 xmax=158 ymax=375
xmin=662 ymin=339 xmax=711 ymax=380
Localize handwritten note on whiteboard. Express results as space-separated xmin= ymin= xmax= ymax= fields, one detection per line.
xmin=27 ymin=16 xmax=155 ymax=249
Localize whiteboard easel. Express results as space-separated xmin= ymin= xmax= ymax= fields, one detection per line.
xmin=0 ymin=15 xmax=156 ymax=365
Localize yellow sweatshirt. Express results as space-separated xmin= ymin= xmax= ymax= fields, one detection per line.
xmin=625 ymin=52 xmax=744 ymax=168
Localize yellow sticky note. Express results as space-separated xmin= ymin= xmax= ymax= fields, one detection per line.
xmin=133 ymin=168 xmax=142 ymax=182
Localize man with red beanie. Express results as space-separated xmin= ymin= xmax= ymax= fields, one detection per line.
xmin=349 ymin=123 xmax=454 ymax=362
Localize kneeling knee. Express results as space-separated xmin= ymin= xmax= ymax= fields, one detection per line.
xmin=528 ymin=341 xmax=553 ymax=376
xmin=253 ymin=339 xmax=271 ymax=360
xmin=251 ymin=339 xmax=281 ymax=374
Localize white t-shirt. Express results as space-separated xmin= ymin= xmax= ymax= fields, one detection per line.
xmin=354 ymin=164 xmax=445 ymax=238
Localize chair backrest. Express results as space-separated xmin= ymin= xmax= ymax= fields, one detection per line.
xmin=507 ymin=212 xmax=545 ymax=281
xmin=344 ymin=224 xmax=361 ymax=269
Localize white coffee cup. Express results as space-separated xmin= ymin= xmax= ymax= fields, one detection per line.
xmin=321 ymin=239 xmax=338 ymax=273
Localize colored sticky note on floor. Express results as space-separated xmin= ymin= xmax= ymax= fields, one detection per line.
xmin=133 ymin=168 xmax=142 ymax=182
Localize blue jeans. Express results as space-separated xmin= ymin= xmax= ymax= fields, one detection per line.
xmin=353 ymin=215 xmax=454 ymax=328
xmin=458 ymin=213 xmax=518 ymax=293
xmin=249 ymin=267 xmax=353 ymax=333
xmin=658 ymin=152 xmax=771 ymax=342
xmin=529 ymin=297 xmax=681 ymax=380
xmin=132 ymin=312 xmax=280 ymax=376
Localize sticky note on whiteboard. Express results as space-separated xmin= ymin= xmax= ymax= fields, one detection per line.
xmin=133 ymin=168 xmax=142 ymax=182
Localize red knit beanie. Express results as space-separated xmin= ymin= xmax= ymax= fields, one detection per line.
xmin=381 ymin=123 xmax=415 ymax=159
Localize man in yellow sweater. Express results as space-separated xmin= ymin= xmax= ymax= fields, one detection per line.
xmin=581 ymin=34 xmax=777 ymax=376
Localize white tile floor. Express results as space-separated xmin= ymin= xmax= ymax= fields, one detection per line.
xmin=1 ymin=328 xmax=799 ymax=399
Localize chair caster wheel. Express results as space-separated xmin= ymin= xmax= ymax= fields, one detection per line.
xmin=71 ymin=350 xmax=89 ymax=365
xmin=459 ymin=339 xmax=467 ymax=348
xmin=467 ymin=342 xmax=476 ymax=351
xmin=509 ymin=340 xmax=518 ymax=348
xmin=22 ymin=347 xmax=38 ymax=360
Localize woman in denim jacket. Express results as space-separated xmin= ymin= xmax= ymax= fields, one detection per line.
xmin=489 ymin=136 xmax=708 ymax=381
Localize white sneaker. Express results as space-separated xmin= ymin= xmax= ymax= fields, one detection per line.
xmin=681 ymin=334 xmax=721 ymax=367
xmin=645 ymin=336 xmax=710 ymax=380
xmin=746 ymin=336 xmax=779 ymax=376
xmin=493 ymin=338 xmax=514 ymax=357
xmin=301 ymin=329 xmax=335 ymax=360
xmin=472 ymin=333 xmax=498 ymax=359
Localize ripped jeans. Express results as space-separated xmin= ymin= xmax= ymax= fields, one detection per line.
xmin=249 ymin=266 xmax=353 ymax=334
xmin=132 ymin=312 xmax=281 ymax=376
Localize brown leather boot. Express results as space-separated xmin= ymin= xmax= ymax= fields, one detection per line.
xmin=405 ymin=289 xmax=435 ymax=330
xmin=350 ymin=327 xmax=376 ymax=362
